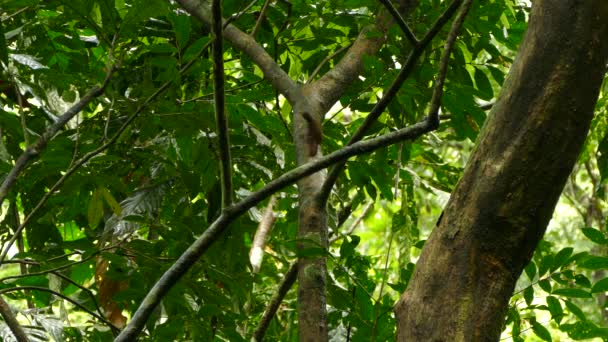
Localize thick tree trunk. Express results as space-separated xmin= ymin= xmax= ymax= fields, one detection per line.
xmin=395 ymin=1 xmax=608 ymax=341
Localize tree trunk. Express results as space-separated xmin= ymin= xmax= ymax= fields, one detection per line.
xmin=395 ymin=1 xmax=608 ymax=341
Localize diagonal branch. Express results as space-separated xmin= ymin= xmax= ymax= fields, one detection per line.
xmin=174 ymin=0 xmax=299 ymax=104
xmin=0 ymin=296 xmax=28 ymax=342
xmin=0 ymin=45 xmax=210 ymax=264
xmin=115 ymin=114 xmax=438 ymax=342
xmin=0 ymin=286 xmax=119 ymax=333
xmin=428 ymin=0 xmax=473 ymax=126
xmin=319 ymin=0 xmax=465 ymax=203
xmin=212 ymin=0 xmax=233 ymax=207
xmin=252 ymin=199 xmax=373 ymax=341
xmin=252 ymin=260 xmax=298 ymax=342
xmin=0 ymin=61 xmax=117 ymax=206
xmin=378 ymin=0 xmax=418 ymax=45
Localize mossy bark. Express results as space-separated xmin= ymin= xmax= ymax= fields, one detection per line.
xmin=395 ymin=1 xmax=608 ymax=340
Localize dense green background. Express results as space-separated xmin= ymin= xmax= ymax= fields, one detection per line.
xmin=0 ymin=0 xmax=607 ymax=340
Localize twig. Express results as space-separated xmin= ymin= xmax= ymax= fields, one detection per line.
xmin=307 ymin=43 xmax=352 ymax=83
xmin=427 ymin=0 xmax=473 ymax=126
xmin=0 ymin=58 xmax=117 ymax=206
xmin=252 ymin=261 xmax=298 ymax=341
xmin=251 ymin=0 xmax=271 ymax=37
xmin=1 ymin=7 xmax=30 ymax=22
xmin=251 ymin=199 xmax=371 ymax=341
xmin=115 ymin=113 xmax=438 ymax=342
xmin=378 ymin=0 xmax=418 ymax=45
xmin=0 ymin=296 xmax=28 ymax=342
xmin=250 ymin=196 xmax=277 ymax=273
xmin=330 ymin=201 xmax=374 ymax=244
xmin=212 ymin=0 xmax=233 ymax=208
xmin=0 ymin=286 xmax=119 ymax=333
xmin=49 ymin=271 xmax=105 ymax=321
xmin=0 ymin=46 xmax=206 ymax=263
xmin=320 ymin=0 xmax=465 ymax=203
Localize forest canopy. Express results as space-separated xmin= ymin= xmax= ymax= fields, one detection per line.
xmin=0 ymin=0 xmax=608 ymax=341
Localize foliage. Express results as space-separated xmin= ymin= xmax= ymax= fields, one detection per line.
xmin=0 ymin=0 xmax=606 ymax=341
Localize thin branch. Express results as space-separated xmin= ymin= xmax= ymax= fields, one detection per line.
xmin=0 ymin=248 xmax=110 ymax=282
xmin=320 ymin=0 xmax=465 ymax=203
xmin=116 ymin=116 xmax=437 ymax=341
xmin=252 ymin=261 xmax=298 ymax=342
xmin=307 ymin=43 xmax=352 ymax=83
xmin=249 ymin=196 xmax=277 ymax=273
xmin=175 ymin=0 xmax=299 ymax=104
xmin=0 ymin=46 xmax=207 ymax=263
xmin=252 ymin=199 xmax=372 ymax=342
xmin=330 ymin=201 xmax=374 ymax=244
xmin=0 ymin=296 xmax=28 ymax=342
xmin=378 ymin=0 xmax=418 ymax=45
xmin=427 ymin=0 xmax=473 ymax=126
xmin=0 ymin=58 xmax=117 ymax=206
xmin=251 ymin=0 xmax=271 ymax=38
xmin=0 ymin=286 xmax=119 ymax=333
xmin=212 ymin=0 xmax=233 ymax=208
xmin=1 ymin=7 xmax=30 ymax=22
xmin=50 ymin=271 xmax=105 ymax=321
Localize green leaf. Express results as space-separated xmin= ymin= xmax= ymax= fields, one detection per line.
xmin=552 ymin=288 xmax=592 ymax=298
xmin=561 ymin=321 xmax=608 ymax=339
xmin=564 ymin=300 xmax=586 ymax=321
xmin=546 ymin=296 xmax=563 ymax=323
xmin=339 ymin=236 xmax=358 ymax=258
xmin=538 ymin=254 xmax=553 ymax=276
xmin=99 ymin=187 xmax=122 ymax=216
xmin=581 ymin=227 xmax=607 ymax=244
xmin=538 ymin=279 xmax=552 ymax=293
xmin=474 ymin=67 xmax=493 ymax=100
xmin=524 ymin=261 xmax=536 ymax=280
xmin=183 ymin=37 xmax=210 ymax=63
xmin=531 ymin=319 xmax=552 ymax=342
xmin=523 ymin=286 xmax=534 ymax=306
xmin=169 ymin=13 xmax=191 ymax=49
xmin=552 ymin=247 xmax=573 ymax=271
xmin=591 ymin=277 xmax=608 ymax=293
xmin=579 ymin=256 xmax=608 ymax=269
xmin=87 ymin=189 xmax=103 ymax=229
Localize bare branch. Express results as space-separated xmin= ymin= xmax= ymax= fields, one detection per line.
xmin=428 ymin=0 xmax=473 ymax=126
xmin=0 ymin=286 xmax=119 ymax=333
xmin=250 ymin=196 xmax=277 ymax=273
xmin=251 ymin=0 xmax=271 ymax=37
xmin=212 ymin=0 xmax=233 ymax=207
xmin=0 ymin=296 xmax=28 ymax=342
xmin=252 ymin=261 xmax=298 ymax=341
xmin=378 ymin=0 xmax=418 ymax=45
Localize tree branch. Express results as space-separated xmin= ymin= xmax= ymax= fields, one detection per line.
xmin=0 ymin=286 xmax=119 ymax=334
xmin=115 ymin=115 xmax=437 ymax=341
xmin=428 ymin=0 xmax=473 ymax=127
xmin=249 ymin=196 xmax=277 ymax=273
xmin=251 ymin=0 xmax=271 ymax=38
xmin=319 ymin=0 xmax=465 ymax=203
xmin=0 ymin=296 xmax=28 ymax=342
xmin=212 ymin=0 xmax=233 ymax=207
xmin=0 ymin=47 xmax=208 ymax=264
xmin=378 ymin=0 xmax=418 ymax=45
xmin=0 ymin=59 xmax=117 ymax=206
xmin=175 ymin=0 xmax=299 ymax=104
xmin=252 ymin=261 xmax=298 ymax=342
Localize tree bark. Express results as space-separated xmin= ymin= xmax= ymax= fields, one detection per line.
xmin=395 ymin=1 xmax=608 ymax=341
